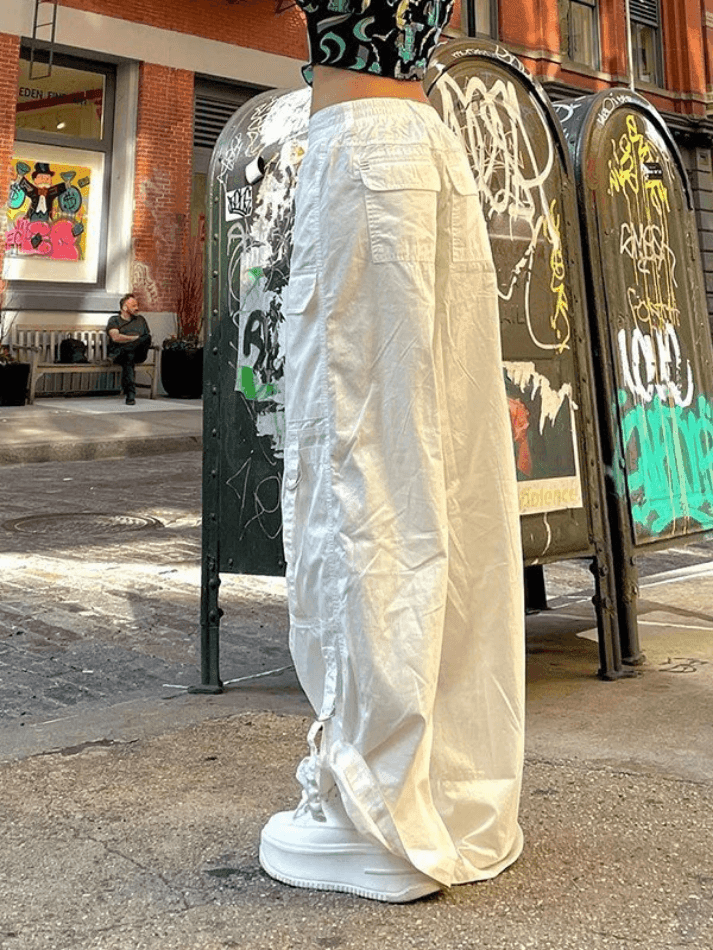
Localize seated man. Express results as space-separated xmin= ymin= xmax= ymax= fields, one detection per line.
xmin=106 ymin=294 xmax=151 ymax=405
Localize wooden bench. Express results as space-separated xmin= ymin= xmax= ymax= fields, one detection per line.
xmin=9 ymin=326 xmax=160 ymax=403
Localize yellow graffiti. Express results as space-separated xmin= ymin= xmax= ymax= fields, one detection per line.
xmin=609 ymin=115 xmax=647 ymax=195
xmin=626 ymin=286 xmax=680 ymax=328
xmin=608 ymin=114 xmax=678 ymax=331
xmin=543 ymin=199 xmax=571 ymax=353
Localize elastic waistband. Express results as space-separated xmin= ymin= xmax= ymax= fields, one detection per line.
xmin=307 ymin=97 xmax=440 ymax=142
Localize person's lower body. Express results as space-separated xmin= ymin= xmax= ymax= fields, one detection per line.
xmin=121 ymin=359 xmax=136 ymax=404
xmin=260 ymin=98 xmax=525 ymax=901
xmin=110 ymin=339 xmax=150 ymax=404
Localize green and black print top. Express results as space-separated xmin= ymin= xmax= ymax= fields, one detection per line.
xmin=295 ymin=0 xmax=454 ymax=84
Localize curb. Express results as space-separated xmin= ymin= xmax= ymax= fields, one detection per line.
xmin=0 ymin=434 xmax=203 ymax=466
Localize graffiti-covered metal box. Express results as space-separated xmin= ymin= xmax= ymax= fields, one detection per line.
xmin=557 ymin=91 xmax=713 ymax=547
xmin=205 ymin=46 xmax=612 ymax=574
xmin=200 ymin=44 xmax=624 ymax=684
xmin=425 ymin=40 xmax=606 ymax=566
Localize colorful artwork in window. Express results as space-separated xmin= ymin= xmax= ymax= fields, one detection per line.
xmin=3 ymin=144 xmax=104 ymax=283
xmin=6 ymin=157 xmax=91 ymax=261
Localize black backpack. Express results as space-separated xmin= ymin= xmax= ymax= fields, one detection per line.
xmin=58 ymin=338 xmax=89 ymax=364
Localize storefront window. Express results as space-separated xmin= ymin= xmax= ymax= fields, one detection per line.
xmin=5 ymin=144 xmax=105 ymax=283
xmin=5 ymin=52 xmax=114 ymax=288
xmin=16 ymin=60 xmax=105 ymax=140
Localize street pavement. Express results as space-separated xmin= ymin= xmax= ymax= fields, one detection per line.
xmin=1 ymin=395 xmax=713 ymax=950
xmin=0 ymin=394 xmax=202 ymax=465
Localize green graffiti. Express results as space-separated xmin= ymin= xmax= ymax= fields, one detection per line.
xmin=619 ymin=390 xmax=713 ymax=535
xmin=235 ymin=265 xmax=282 ymax=400
xmin=239 ymin=365 xmax=275 ymax=400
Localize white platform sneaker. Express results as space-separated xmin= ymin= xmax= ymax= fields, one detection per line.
xmin=259 ymin=787 xmax=442 ymax=903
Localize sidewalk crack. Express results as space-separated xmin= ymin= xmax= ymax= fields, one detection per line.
xmin=84 ymin=834 xmax=191 ymax=911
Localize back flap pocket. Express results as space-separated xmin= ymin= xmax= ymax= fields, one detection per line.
xmin=446 ymin=162 xmax=479 ymax=196
xmin=447 ymin=162 xmax=491 ymax=265
xmin=283 ymin=272 xmax=317 ymax=316
xmin=359 ymin=161 xmax=441 ymax=194
xmin=358 ymin=162 xmax=441 ymax=263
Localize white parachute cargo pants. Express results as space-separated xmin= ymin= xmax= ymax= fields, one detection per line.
xmin=281 ymin=98 xmax=525 ymax=888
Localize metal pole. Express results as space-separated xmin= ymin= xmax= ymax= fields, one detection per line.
xmin=191 ymin=188 xmax=225 ymax=694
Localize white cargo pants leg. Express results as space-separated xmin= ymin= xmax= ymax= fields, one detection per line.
xmin=281 ymin=99 xmax=525 ymax=888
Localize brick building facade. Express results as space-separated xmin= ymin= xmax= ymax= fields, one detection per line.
xmin=1 ymin=0 xmax=712 ymax=344
xmin=0 ymin=0 xmax=307 ymax=345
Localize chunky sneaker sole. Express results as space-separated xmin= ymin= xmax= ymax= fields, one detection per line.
xmin=259 ymin=809 xmax=442 ymax=903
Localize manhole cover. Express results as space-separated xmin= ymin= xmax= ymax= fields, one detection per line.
xmin=3 ymin=513 xmax=164 ymax=538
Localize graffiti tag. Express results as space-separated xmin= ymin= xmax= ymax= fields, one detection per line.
xmin=5 ymin=217 xmax=80 ymax=260
xmin=619 ymin=391 xmax=713 ymax=534
xmin=432 ymin=71 xmax=571 ymax=353
xmin=226 ymin=186 xmax=253 ymax=221
xmin=618 ymin=324 xmax=693 ymax=408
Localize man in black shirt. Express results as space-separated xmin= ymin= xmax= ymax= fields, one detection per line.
xmin=106 ymin=294 xmax=151 ymax=405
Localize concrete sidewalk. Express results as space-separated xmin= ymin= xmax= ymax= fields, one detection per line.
xmin=0 ymin=394 xmax=203 ymax=465
xmin=1 ymin=556 xmax=712 ymax=950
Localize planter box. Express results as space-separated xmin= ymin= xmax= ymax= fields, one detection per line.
xmin=161 ymin=346 xmax=203 ymax=399
xmin=0 ymin=361 xmax=31 ymax=406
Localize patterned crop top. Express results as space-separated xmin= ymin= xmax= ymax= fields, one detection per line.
xmin=294 ymin=0 xmax=454 ymax=84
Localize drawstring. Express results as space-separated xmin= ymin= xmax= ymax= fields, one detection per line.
xmin=295 ymin=720 xmax=326 ymax=821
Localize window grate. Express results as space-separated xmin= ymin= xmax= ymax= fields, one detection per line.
xmin=629 ymin=0 xmax=659 ymax=28
xmin=194 ymin=95 xmax=251 ymax=150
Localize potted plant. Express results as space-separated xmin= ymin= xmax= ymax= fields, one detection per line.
xmin=161 ymin=233 xmax=205 ymax=399
xmin=0 ymin=346 xmax=31 ymax=406
xmin=0 ymin=287 xmax=31 ymax=407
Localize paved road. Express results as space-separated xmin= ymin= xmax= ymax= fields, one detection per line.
xmin=2 ymin=450 xmax=713 ymax=734
xmin=2 ymin=453 xmax=713 ymax=950
xmin=0 ymin=453 xmax=292 ymax=734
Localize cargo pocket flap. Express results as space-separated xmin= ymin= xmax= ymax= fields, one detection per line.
xmin=283 ymin=271 xmax=317 ymax=316
xmin=359 ymin=161 xmax=441 ymax=193
xmin=447 ymin=163 xmax=479 ymax=196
